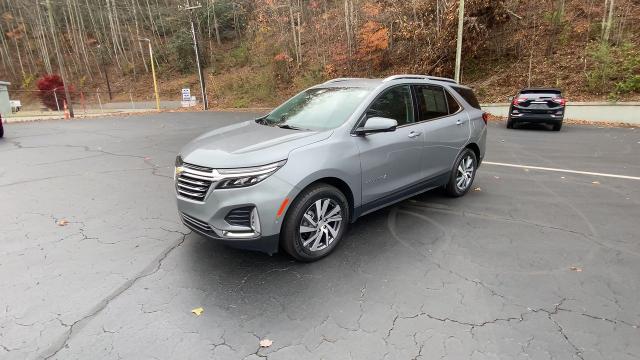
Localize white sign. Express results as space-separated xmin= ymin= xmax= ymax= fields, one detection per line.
xmin=181 ymin=96 xmax=198 ymax=108
xmin=181 ymin=88 xmax=191 ymax=102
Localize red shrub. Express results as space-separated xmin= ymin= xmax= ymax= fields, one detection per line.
xmin=36 ymin=74 xmax=75 ymax=110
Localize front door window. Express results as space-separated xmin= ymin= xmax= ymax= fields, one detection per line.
xmin=367 ymin=85 xmax=415 ymax=126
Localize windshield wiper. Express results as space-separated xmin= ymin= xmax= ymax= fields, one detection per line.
xmin=255 ymin=117 xmax=268 ymax=125
xmin=277 ymin=124 xmax=304 ymax=130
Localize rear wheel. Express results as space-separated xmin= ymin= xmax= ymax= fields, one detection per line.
xmin=281 ymin=184 xmax=350 ymax=261
xmin=552 ymin=121 xmax=563 ymax=131
xmin=506 ymin=117 xmax=514 ymax=129
xmin=445 ymin=148 xmax=478 ymax=197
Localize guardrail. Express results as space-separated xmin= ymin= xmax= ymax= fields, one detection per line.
xmin=482 ymin=102 xmax=640 ymax=124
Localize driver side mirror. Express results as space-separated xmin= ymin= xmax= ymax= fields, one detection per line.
xmin=355 ymin=117 xmax=398 ymax=136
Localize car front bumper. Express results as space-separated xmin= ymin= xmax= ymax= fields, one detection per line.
xmin=176 ymin=173 xmax=298 ymax=255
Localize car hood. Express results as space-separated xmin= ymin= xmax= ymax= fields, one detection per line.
xmin=180 ymin=120 xmax=332 ymax=168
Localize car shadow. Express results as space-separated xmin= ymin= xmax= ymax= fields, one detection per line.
xmin=512 ymin=122 xmax=554 ymax=131
xmin=182 ymin=187 xmax=453 ymax=312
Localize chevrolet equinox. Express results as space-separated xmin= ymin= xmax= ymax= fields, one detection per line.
xmin=175 ymin=75 xmax=487 ymax=261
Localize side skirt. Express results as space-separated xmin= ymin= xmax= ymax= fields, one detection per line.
xmin=352 ymin=172 xmax=449 ymax=220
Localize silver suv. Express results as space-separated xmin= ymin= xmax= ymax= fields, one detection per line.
xmin=175 ymin=75 xmax=487 ymax=261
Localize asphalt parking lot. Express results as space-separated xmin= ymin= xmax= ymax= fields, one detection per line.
xmin=1 ymin=112 xmax=639 ymax=360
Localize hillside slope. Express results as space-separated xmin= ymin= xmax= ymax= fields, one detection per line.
xmin=1 ymin=0 xmax=638 ymax=107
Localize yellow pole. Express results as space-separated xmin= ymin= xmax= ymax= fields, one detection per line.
xmin=148 ymin=42 xmax=160 ymax=111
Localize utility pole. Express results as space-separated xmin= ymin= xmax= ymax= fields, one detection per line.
xmin=139 ymin=38 xmax=160 ymax=111
xmin=45 ymin=0 xmax=74 ymax=117
xmin=97 ymin=45 xmax=113 ymax=101
xmin=181 ymin=1 xmax=208 ymax=110
xmin=454 ymin=0 xmax=465 ymax=83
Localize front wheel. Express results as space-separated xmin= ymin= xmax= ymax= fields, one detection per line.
xmin=281 ymin=184 xmax=350 ymax=261
xmin=445 ymin=148 xmax=478 ymax=197
xmin=552 ymin=121 xmax=563 ymax=131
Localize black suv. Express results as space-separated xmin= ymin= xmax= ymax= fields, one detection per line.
xmin=507 ymin=88 xmax=566 ymax=131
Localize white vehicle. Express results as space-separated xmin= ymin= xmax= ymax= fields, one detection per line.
xmin=10 ymin=100 xmax=21 ymax=113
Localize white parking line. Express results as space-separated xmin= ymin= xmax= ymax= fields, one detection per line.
xmin=483 ymin=161 xmax=640 ymax=181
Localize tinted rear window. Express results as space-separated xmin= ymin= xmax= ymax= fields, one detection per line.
xmin=520 ymin=89 xmax=561 ymax=98
xmin=520 ymin=89 xmax=561 ymax=95
xmin=452 ymin=87 xmax=481 ymax=109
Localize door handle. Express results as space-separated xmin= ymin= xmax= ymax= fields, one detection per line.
xmin=408 ymin=131 xmax=422 ymax=138
xmin=456 ymin=119 xmax=468 ymax=125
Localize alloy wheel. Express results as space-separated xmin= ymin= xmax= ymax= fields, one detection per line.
xmin=299 ymin=198 xmax=343 ymax=252
xmin=456 ymin=155 xmax=474 ymax=191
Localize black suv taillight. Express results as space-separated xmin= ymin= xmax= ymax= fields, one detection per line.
xmin=512 ymin=97 xmax=527 ymax=106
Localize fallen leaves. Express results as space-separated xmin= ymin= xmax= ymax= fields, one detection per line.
xmin=259 ymin=339 xmax=273 ymax=348
xmin=569 ymin=266 xmax=583 ymax=272
xmin=57 ymin=219 xmax=69 ymax=226
xmin=473 ymin=187 xmax=482 ymax=191
xmin=191 ymin=307 xmax=204 ymax=316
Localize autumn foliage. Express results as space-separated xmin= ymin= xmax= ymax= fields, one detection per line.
xmin=36 ymin=75 xmax=75 ymax=111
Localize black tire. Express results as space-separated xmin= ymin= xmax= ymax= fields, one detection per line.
xmin=0 ymin=124 xmax=3 ymax=138
xmin=552 ymin=121 xmax=563 ymax=131
xmin=444 ymin=148 xmax=478 ymax=197
xmin=281 ymin=183 xmax=350 ymax=262
xmin=506 ymin=117 xmax=514 ymax=129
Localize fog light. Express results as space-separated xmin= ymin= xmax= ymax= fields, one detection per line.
xmin=250 ymin=207 xmax=261 ymax=234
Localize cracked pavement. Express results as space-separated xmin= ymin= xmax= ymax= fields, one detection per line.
xmin=0 ymin=113 xmax=639 ymax=359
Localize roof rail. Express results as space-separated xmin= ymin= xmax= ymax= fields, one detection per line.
xmin=382 ymin=74 xmax=458 ymax=84
xmin=323 ymin=78 xmax=362 ymax=84
xmin=382 ymin=74 xmax=428 ymax=82
xmin=425 ymin=76 xmax=458 ymax=84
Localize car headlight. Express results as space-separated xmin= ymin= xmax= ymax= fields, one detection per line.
xmin=217 ymin=160 xmax=286 ymax=189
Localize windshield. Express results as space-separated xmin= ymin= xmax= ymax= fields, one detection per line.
xmin=260 ymin=87 xmax=371 ymax=130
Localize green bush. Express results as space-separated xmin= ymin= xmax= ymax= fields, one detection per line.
xmin=616 ymin=75 xmax=640 ymax=94
xmin=293 ymin=67 xmax=324 ymax=91
xmin=169 ymin=30 xmax=196 ymax=74
xmin=586 ymin=42 xmax=640 ymax=96
xmin=215 ymin=66 xmax=276 ymax=107
xmin=586 ymin=43 xmax=614 ymax=93
xmin=227 ymin=43 xmax=250 ymax=67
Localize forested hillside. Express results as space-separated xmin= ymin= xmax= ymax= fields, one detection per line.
xmin=0 ymin=0 xmax=638 ymax=107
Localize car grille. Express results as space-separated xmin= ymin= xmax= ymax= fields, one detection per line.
xmin=176 ymin=162 xmax=215 ymax=202
xmin=181 ymin=212 xmax=214 ymax=233
xmin=225 ymin=207 xmax=253 ymax=227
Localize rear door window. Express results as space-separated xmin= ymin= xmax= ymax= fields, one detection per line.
xmin=415 ymin=85 xmax=448 ymax=121
xmin=414 ymin=85 xmax=461 ymax=121
xmin=452 ymin=86 xmax=481 ymax=109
